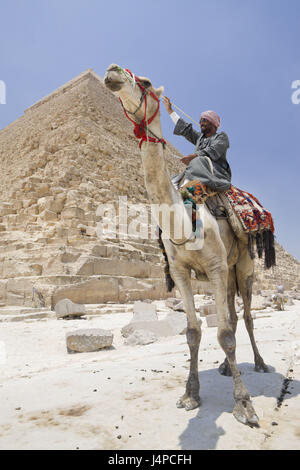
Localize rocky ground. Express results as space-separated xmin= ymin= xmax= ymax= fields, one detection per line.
xmin=0 ymin=296 xmax=299 ymax=450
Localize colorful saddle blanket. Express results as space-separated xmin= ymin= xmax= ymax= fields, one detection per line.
xmin=179 ymin=182 xmax=276 ymax=268
xmin=224 ymin=186 xmax=274 ymax=234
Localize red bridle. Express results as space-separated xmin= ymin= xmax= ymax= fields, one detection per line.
xmin=119 ymin=69 xmax=166 ymax=149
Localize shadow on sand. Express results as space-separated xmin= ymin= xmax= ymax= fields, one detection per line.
xmin=178 ymin=362 xmax=300 ymax=450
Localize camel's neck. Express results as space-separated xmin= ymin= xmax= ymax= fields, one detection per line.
xmin=140 ymin=114 xmax=192 ymax=240
xmin=140 ymin=115 xmax=176 ymax=205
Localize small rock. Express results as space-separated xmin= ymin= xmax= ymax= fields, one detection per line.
xmin=173 ymin=300 xmax=184 ymax=311
xmin=165 ymin=298 xmax=181 ymax=309
xmin=121 ymin=320 xmax=175 ymax=338
xmin=66 ymin=328 xmax=113 ymax=353
xmin=55 ymin=298 xmax=86 ymax=319
xmin=124 ymin=329 xmax=157 ymax=346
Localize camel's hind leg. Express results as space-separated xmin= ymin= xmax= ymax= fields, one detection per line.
xmin=170 ymin=267 xmax=202 ymax=411
xmin=236 ymin=242 xmax=269 ymax=373
xmin=219 ymin=266 xmax=238 ymax=376
xmin=209 ymin=264 xmax=259 ymax=426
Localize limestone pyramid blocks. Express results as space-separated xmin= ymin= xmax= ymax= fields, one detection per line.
xmin=0 ymin=68 xmax=298 ymax=311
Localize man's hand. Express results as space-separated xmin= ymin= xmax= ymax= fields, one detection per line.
xmin=181 ymin=154 xmax=197 ymax=165
xmin=163 ymin=96 xmax=173 ymax=114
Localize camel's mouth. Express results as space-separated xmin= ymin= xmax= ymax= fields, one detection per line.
xmin=104 ymin=64 xmax=126 ymax=92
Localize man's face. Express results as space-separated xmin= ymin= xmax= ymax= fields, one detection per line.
xmin=199 ymin=117 xmax=216 ymax=135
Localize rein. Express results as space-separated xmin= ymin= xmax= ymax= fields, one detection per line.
xmin=119 ymin=69 xmax=166 ymax=149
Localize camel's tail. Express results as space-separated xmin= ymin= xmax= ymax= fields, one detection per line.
xmin=157 ymin=227 xmax=175 ymax=292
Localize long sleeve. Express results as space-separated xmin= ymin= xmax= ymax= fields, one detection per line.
xmin=196 ymin=132 xmax=230 ymax=165
xmin=173 ymin=117 xmax=201 ymax=146
xmin=170 ymin=111 xmax=180 ymax=125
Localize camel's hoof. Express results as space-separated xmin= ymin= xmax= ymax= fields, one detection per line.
xmin=233 ymin=400 xmax=260 ymax=427
xmin=176 ymin=396 xmax=201 ymax=411
xmin=254 ymin=361 xmax=269 ymax=373
xmin=219 ymin=360 xmax=232 ymax=376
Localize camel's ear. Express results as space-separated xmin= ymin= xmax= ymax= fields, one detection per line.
xmin=155 ymin=86 xmax=164 ymax=99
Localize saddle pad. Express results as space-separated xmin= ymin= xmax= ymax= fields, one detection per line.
xmin=224 ymin=186 xmax=274 ymax=233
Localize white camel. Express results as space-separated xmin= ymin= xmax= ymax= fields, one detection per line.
xmin=104 ymin=64 xmax=270 ymax=426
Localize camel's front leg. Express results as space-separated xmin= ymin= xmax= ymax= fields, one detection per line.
xmin=209 ymin=264 xmax=259 ymax=426
xmin=170 ymin=267 xmax=202 ymax=411
xmin=236 ymin=244 xmax=269 ymax=373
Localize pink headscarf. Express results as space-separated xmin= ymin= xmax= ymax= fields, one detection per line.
xmin=200 ymin=110 xmax=220 ymax=129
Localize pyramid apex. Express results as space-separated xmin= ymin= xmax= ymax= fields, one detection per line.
xmin=25 ymin=68 xmax=103 ymax=113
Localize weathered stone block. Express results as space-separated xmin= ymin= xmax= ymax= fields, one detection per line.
xmin=52 ymin=277 xmax=119 ymax=306
xmin=91 ymin=245 xmax=107 ymax=257
xmin=165 ymin=298 xmax=181 ymax=309
xmin=35 ymin=184 xmax=50 ymax=198
xmin=0 ymin=204 xmax=16 ymax=216
xmin=124 ymin=329 xmax=157 ymax=346
xmin=66 ymin=328 xmax=113 ymax=353
xmin=200 ymin=303 xmax=217 ymax=317
xmin=55 ymin=298 xmax=86 ymax=319
xmin=173 ymin=300 xmax=184 ymax=311
xmin=132 ymin=301 xmax=157 ymax=322
xmin=77 ymin=258 xmax=151 ymax=278
xmin=164 ymin=311 xmax=202 ymax=335
xmin=61 ymin=207 xmax=85 ymax=220
xmin=206 ymin=314 xmax=218 ymax=328
xmin=121 ymin=319 xmax=177 ymax=338
xmin=39 ymin=209 xmax=58 ymax=222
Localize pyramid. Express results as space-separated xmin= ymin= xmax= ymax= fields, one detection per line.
xmin=0 ymin=69 xmax=184 ymax=307
xmin=0 ymin=69 xmax=299 ymax=308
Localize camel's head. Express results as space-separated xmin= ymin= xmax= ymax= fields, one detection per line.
xmin=104 ymin=64 xmax=164 ymax=121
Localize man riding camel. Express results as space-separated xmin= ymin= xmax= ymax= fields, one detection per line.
xmin=163 ymin=97 xmax=232 ymax=192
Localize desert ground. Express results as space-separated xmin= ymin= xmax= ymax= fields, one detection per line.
xmin=0 ymin=299 xmax=299 ymax=451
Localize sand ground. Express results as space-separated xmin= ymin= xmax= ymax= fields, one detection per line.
xmin=0 ymin=301 xmax=299 ymax=450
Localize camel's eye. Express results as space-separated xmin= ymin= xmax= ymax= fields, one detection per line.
xmin=141 ymin=80 xmax=151 ymax=88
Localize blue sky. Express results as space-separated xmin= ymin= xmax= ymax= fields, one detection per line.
xmin=0 ymin=0 xmax=299 ymax=260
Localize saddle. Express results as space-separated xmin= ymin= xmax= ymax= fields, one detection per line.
xmin=179 ymin=180 xmax=217 ymax=204
xmin=179 ymin=182 xmax=276 ymax=269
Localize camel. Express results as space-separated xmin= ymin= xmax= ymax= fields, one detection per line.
xmin=104 ymin=64 xmax=270 ymax=427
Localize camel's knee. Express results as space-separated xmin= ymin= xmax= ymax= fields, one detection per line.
xmin=243 ymin=311 xmax=254 ymax=330
xmin=218 ymin=327 xmax=236 ymax=357
xmin=237 ymin=274 xmax=253 ymax=303
xmin=186 ymin=327 xmax=201 ymax=348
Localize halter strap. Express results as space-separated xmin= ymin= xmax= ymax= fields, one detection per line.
xmin=119 ymin=69 xmax=166 ymax=149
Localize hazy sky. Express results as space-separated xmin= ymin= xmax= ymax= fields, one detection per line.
xmin=0 ymin=0 xmax=299 ymax=260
